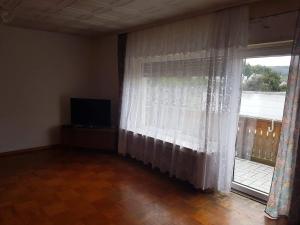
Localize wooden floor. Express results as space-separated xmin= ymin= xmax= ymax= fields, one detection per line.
xmin=0 ymin=148 xmax=287 ymax=225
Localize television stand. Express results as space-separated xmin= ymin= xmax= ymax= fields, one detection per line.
xmin=61 ymin=125 xmax=117 ymax=151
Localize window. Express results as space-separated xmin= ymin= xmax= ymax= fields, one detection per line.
xmin=124 ymin=56 xmax=233 ymax=151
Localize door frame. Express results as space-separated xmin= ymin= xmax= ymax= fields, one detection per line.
xmin=231 ymin=41 xmax=292 ymax=201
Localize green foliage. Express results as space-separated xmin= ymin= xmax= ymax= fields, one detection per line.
xmin=243 ymin=63 xmax=287 ymax=92
xmin=243 ymin=64 xmax=274 ymax=78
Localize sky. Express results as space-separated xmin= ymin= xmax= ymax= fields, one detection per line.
xmin=246 ymin=56 xmax=291 ymax=66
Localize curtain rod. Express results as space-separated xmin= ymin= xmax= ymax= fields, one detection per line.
xmin=121 ymin=5 xmax=299 ymax=35
xmin=250 ymin=9 xmax=299 ymax=20
xmin=248 ymin=40 xmax=293 ymax=48
xmin=98 ymin=0 xmax=259 ymax=37
xmin=97 ymin=1 xmax=299 ymax=38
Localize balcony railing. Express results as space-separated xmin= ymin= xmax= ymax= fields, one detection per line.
xmin=235 ymin=116 xmax=281 ymax=167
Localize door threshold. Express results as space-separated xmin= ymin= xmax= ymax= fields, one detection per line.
xmin=231 ymin=181 xmax=268 ymax=203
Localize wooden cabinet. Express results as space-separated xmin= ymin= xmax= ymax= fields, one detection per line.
xmin=61 ymin=126 xmax=117 ymax=151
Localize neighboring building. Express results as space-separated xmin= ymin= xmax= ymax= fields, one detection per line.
xmin=240 ymin=91 xmax=286 ymax=121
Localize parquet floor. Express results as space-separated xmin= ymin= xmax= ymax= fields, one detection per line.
xmin=0 ymin=148 xmax=287 ymax=225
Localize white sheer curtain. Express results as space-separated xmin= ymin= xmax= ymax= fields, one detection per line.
xmin=119 ymin=6 xmax=248 ymax=192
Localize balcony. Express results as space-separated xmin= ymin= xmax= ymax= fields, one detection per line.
xmin=233 ymin=116 xmax=281 ymax=193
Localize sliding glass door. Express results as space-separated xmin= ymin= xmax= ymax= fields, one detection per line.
xmin=232 ymin=55 xmax=291 ymax=200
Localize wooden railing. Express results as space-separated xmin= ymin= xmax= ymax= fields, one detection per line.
xmin=235 ymin=116 xmax=282 ymax=167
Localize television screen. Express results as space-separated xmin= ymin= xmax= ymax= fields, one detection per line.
xmin=70 ymin=98 xmax=111 ymax=128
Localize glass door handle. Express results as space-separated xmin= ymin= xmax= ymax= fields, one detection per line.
xmin=268 ymin=120 xmax=275 ymax=133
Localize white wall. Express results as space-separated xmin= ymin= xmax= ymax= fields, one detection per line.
xmin=0 ymin=25 xmax=93 ymax=153
xmin=91 ymin=35 xmax=119 ymax=127
xmin=249 ymin=11 xmax=298 ymax=44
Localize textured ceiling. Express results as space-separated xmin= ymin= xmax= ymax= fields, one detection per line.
xmin=0 ymin=0 xmax=252 ymax=36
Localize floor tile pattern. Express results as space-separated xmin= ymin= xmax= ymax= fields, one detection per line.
xmin=234 ymin=158 xmax=274 ymax=193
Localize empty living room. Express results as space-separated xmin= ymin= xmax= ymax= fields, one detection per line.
xmin=1 ymin=0 xmax=300 ymax=224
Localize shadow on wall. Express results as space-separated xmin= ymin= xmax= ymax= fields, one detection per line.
xmin=48 ymin=126 xmax=61 ymax=145
xmin=60 ymin=95 xmax=70 ymax=126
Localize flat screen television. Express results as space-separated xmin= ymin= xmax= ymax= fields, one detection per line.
xmin=70 ymin=98 xmax=111 ymax=128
